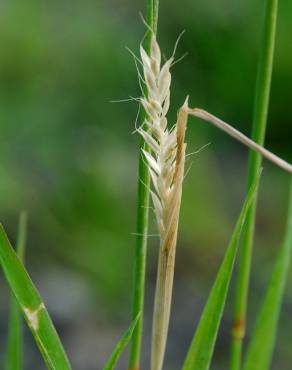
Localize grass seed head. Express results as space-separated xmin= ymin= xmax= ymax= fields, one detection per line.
xmin=137 ymin=35 xmax=188 ymax=248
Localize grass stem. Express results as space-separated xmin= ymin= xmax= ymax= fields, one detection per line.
xmin=5 ymin=211 xmax=27 ymax=370
xmin=230 ymin=0 xmax=278 ymax=368
xmin=128 ymin=2 xmax=159 ymax=369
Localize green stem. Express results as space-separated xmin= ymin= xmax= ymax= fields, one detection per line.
xmin=230 ymin=0 xmax=278 ymax=368
xmin=153 ymin=0 xmax=159 ymax=35
xmin=5 ymin=211 xmax=27 ymax=370
xmin=128 ymin=2 xmax=159 ymax=370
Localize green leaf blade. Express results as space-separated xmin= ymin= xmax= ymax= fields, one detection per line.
xmin=230 ymin=0 xmax=279 ymax=367
xmin=182 ymin=178 xmax=259 ymax=370
xmin=0 ymin=224 xmax=72 ymax=370
xmin=103 ymin=313 xmax=140 ymax=370
xmin=243 ymin=180 xmax=292 ymax=370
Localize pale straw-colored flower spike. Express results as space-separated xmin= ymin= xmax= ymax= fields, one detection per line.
xmin=137 ymin=35 xmax=188 ymax=370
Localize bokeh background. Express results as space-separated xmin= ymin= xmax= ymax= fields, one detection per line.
xmin=0 ymin=0 xmax=291 ymax=369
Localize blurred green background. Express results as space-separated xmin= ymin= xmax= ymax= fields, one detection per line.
xmin=0 ymin=0 xmax=291 ymax=369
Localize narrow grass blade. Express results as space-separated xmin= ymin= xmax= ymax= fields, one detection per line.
xmin=0 ymin=224 xmax=72 ymax=370
xmin=182 ymin=176 xmax=260 ymax=370
xmin=103 ymin=313 xmax=140 ymax=370
xmin=231 ymin=0 xmax=278 ymax=367
xmin=5 ymin=212 xmax=27 ymax=370
xmin=243 ymin=180 xmax=292 ymax=370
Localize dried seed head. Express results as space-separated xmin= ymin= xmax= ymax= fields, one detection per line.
xmin=138 ymin=35 xmax=187 ymax=243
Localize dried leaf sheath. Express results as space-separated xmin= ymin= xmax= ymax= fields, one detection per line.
xmin=137 ymin=36 xmax=188 ymax=370
xmin=151 ymin=106 xmax=188 ymax=370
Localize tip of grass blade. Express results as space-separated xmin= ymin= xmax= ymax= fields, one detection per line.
xmin=103 ymin=313 xmax=141 ymax=370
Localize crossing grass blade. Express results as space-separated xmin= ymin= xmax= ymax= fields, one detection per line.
xmin=103 ymin=313 xmax=140 ymax=370
xmin=182 ymin=176 xmax=260 ymax=370
xmin=243 ymin=180 xmax=292 ymax=370
xmin=5 ymin=212 xmax=27 ymax=370
xmin=0 ymin=223 xmax=72 ymax=370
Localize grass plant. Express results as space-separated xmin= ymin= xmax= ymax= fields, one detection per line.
xmin=0 ymin=0 xmax=291 ymax=370
xmin=134 ymin=28 xmax=290 ymax=370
